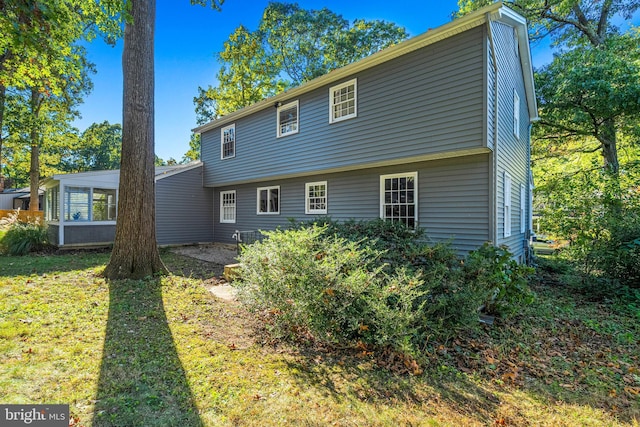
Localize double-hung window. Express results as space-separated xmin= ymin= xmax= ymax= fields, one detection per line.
xmin=380 ymin=172 xmax=417 ymax=229
xmin=220 ymin=190 xmax=236 ymax=223
xmin=277 ymin=101 xmax=298 ymax=137
xmin=504 ymin=172 xmax=512 ymax=237
xmin=329 ymin=78 xmax=357 ymax=123
xmin=305 ymin=181 xmax=327 ymax=215
xmin=257 ymin=186 xmax=279 ymax=214
xmin=221 ymin=124 xmax=235 ymax=159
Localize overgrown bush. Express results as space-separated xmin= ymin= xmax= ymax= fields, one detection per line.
xmin=0 ymin=221 xmax=51 ymax=255
xmin=236 ymin=223 xmax=531 ymax=361
xmin=464 ymin=243 xmax=535 ymax=318
xmin=540 ymin=169 xmax=640 ymax=289
xmin=289 ymin=217 xmax=425 ymax=269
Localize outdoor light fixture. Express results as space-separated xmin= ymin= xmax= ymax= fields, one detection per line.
xmin=274 ymin=101 xmax=282 ymax=108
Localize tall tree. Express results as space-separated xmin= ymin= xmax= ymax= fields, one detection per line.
xmin=182 ymin=133 xmax=201 ymax=162
xmin=60 ymin=121 xmax=122 ymax=172
xmin=104 ymin=0 xmax=223 ymax=280
xmin=194 ymin=25 xmax=285 ymax=123
xmin=456 ymin=0 xmax=640 ymax=176
xmin=103 ymin=0 xmax=165 ymax=279
xmin=194 ymin=2 xmax=408 ymax=123
xmin=0 ymin=1 xmax=122 ymax=192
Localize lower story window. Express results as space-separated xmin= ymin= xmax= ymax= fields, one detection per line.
xmin=257 ymin=186 xmax=279 ymax=214
xmin=65 ymin=187 xmax=90 ymax=221
xmin=93 ymin=188 xmax=117 ymax=221
xmin=305 ymin=181 xmax=327 ymax=214
xmin=220 ymin=190 xmax=236 ymax=223
xmin=64 ymin=186 xmax=117 ymax=221
xmin=380 ymin=172 xmax=417 ymax=229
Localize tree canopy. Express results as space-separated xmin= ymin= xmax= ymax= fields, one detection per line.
xmin=194 ymin=2 xmax=408 ymax=123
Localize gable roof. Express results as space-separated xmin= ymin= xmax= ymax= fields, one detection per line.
xmin=193 ymin=1 xmax=538 ymax=135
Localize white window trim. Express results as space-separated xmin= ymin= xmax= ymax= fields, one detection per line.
xmin=257 ymin=185 xmax=280 ymax=215
xmin=504 ymin=172 xmax=512 ymax=238
xmin=276 ymin=101 xmax=299 ymax=138
xmin=220 ymin=190 xmax=236 ymax=224
xmin=220 ymin=124 xmax=236 ymax=160
xmin=329 ymin=78 xmax=357 ymax=123
xmin=520 ymin=183 xmax=526 ymax=234
xmin=379 ymin=172 xmax=418 ymax=228
xmin=513 ymin=90 xmax=520 ymax=139
xmin=305 ymin=181 xmax=328 ymax=215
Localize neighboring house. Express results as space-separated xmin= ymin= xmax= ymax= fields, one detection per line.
xmin=42 ymin=162 xmax=213 ymax=247
xmin=194 ymin=3 xmax=538 ymax=261
xmin=0 ymin=187 xmax=44 ymax=211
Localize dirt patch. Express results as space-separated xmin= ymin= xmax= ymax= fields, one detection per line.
xmin=171 ymin=243 xmax=238 ymax=265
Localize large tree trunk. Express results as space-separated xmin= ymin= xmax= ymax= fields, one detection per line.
xmin=103 ymin=0 xmax=167 ymax=279
xmin=29 ymin=88 xmax=40 ymax=211
xmin=0 ymin=84 xmax=5 ymax=192
xmin=599 ymin=118 xmax=619 ymax=176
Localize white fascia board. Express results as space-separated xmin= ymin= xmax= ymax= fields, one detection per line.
xmin=492 ymin=6 xmax=539 ymax=122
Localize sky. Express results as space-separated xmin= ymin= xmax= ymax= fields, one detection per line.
xmin=73 ymin=0 xmax=635 ymax=162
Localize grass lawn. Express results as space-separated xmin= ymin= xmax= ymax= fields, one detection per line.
xmin=0 ymin=251 xmax=638 ymax=426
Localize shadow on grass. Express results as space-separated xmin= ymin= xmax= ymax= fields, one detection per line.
xmin=0 ymin=250 xmax=112 ymax=276
xmin=92 ymin=278 xmax=203 ymax=427
xmin=282 ymin=349 xmax=501 ymax=423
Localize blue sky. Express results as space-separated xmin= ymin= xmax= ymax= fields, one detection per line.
xmin=74 ymin=0 xmax=634 ymax=162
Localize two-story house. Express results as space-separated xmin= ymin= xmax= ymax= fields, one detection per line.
xmin=195 ymin=2 xmax=538 ymax=261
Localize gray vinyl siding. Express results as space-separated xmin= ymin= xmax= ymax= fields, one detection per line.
xmin=202 ymin=26 xmax=486 ymax=186
xmin=156 ymin=165 xmax=213 ymax=245
xmin=213 ymin=154 xmax=490 ymax=255
xmin=491 ymin=21 xmax=531 ymax=260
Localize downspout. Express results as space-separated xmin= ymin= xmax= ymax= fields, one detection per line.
xmin=487 ymin=15 xmax=499 ymax=245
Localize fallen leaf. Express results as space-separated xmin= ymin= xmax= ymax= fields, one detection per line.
xmin=624 ymin=386 xmax=640 ymax=396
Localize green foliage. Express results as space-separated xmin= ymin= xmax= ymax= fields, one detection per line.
xmin=0 ymin=221 xmax=51 ymax=256
xmin=60 ymin=121 xmax=122 ymax=172
xmin=465 ymin=243 xmax=535 ymax=317
xmin=540 ymin=167 xmax=640 ymax=289
xmin=236 ymin=223 xmax=533 ymax=361
xmin=194 ymin=2 xmax=408 ymax=123
xmin=290 ymin=217 xmax=424 ymax=269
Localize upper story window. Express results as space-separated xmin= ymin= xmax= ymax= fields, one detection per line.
xmin=220 ymin=190 xmax=236 ymax=223
xmin=221 ymin=124 xmax=235 ymax=159
xmin=257 ymin=186 xmax=280 ymax=214
xmin=380 ymin=172 xmax=417 ymax=229
xmin=277 ymin=101 xmax=299 ymax=138
xmin=305 ymin=181 xmax=327 ymax=215
xmin=513 ymin=90 xmax=520 ymax=139
xmin=329 ymin=78 xmax=357 ymax=123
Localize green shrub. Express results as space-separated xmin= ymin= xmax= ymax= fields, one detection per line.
xmin=236 ymin=225 xmax=387 ymax=345
xmin=0 ymin=221 xmax=51 ymax=255
xmin=464 ymin=243 xmax=535 ymax=318
xmin=289 ymin=217 xmax=425 ymax=269
xmin=236 ymin=225 xmax=527 ymax=360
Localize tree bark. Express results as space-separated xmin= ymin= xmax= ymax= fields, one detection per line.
xmin=103 ymin=0 xmax=167 ymax=279
xmin=0 ymin=84 xmax=5 ymax=192
xmin=29 ymin=88 xmax=40 ymax=211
